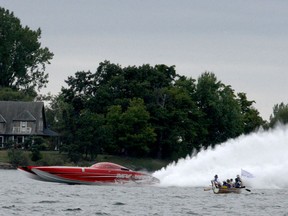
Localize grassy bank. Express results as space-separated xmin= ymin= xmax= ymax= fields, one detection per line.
xmin=0 ymin=150 xmax=170 ymax=172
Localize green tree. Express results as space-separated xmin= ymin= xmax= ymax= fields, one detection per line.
xmin=164 ymin=77 xmax=205 ymax=158
xmin=60 ymin=61 xmax=178 ymax=158
xmin=74 ymin=111 xmax=106 ymax=160
xmin=46 ymin=94 xmax=108 ymax=161
xmin=237 ymin=92 xmax=265 ymax=133
xmin=45 ymin=94 xmax=69 ymax=131
xmin=147 ymin=76 xmax=203 ymax=159
xmin=269 ymin=102 xmax=288 ymax=127
xmin=122 ymin=64 xmax=177 ymax=159
xmin=57 ymin=61 xmax=265 ymax=160
xmin=106 ymin=98 xmax=156 ymax=157
xmin=104 ymin=105 xmax=123 ymax=154
xmin=0 ymin=7 xmax=53 ymax=93
xmin=195 ymin=72 xmax=244 ymax=147
xmin=0 ymin=87 xmax=36 ymax=101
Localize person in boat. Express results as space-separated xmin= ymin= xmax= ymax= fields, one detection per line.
xmin=212 ymin=175 xmax=221 ymax=188
xmin=222 ymin=179 xmax=232 ymax=188
xmin=230 ymin=178 xmax=235 ymax=187
xmin=226 ymin=179 xmax=232 ymax=188
xmin=235 ymin=174 xmax=242 ymax=188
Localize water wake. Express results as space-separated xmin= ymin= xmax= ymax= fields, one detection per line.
xmin=153 ymin=125 xmax=288 ymax=189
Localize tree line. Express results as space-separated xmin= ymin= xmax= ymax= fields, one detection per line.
xmin=1 ymin=7 xmax=288 ymax=163
xmin=45 ymin=61 xmax=265 ymax=161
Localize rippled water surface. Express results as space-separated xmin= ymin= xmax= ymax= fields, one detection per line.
xmin=1 ymin=170 xmax=288 ymax=216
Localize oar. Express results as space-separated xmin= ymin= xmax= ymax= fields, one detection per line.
xmin=241 ymin=185 xmax=251 ymax=192
xmin=204 ymin=185 xmax=212 ymax=191
xmin=204 ymin=187 xmax=211 ymax=191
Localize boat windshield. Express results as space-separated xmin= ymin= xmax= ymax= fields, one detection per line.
xmin=91 ymin=162 xmax=130 ymax=170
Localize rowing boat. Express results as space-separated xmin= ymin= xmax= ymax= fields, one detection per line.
xmin=211 ymin=181 xmax=242 ymax=194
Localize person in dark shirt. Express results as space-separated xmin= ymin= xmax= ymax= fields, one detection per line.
xmin=235 ymin=175 xmax=242 ymax=188
xmin=212 ymin=175 xmax=221 ymax=188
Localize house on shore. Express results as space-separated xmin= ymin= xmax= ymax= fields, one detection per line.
xmin=0 ymin=101 xmax=59 ymax=149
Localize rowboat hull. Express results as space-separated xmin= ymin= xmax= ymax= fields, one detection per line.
xmin=212 ymin=186 xmax=242 ymax=194
xmin=211 ymin=181 xmax=242 ymax=194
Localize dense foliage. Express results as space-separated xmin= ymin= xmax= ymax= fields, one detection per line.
xmin=269 ymin=103 xmax=288 ymax=127
xmin=47 ymin=61 xmax=265 ymax=160
xmin=0 ymin=7 xmax=53 ymax=95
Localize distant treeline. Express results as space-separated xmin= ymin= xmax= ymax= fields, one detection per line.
xmin=45 ymin=61 xmax=267 ymax=162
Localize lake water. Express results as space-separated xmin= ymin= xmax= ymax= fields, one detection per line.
xmin=2 ymin=126 xmax=288 ymax=215
xmin=1 ymin=170 xmax=288 ymax=216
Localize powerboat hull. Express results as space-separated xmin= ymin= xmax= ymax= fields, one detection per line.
xmin=18 ymin=162 xmax=160 ymax=185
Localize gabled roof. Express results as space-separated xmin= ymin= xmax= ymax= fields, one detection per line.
xmin=0 ymin=114 xmax=6 ymax=123
xmin=14 ymin=110 xmax=37 ymax=121
xmin=0 ymin=101 xmax=45 ymax=134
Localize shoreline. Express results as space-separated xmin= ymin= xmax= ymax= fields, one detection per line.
xmin=0 ymin=150 xmax=170 ymax=171
xmin=0 ymin=162 xmax=14 ymax=169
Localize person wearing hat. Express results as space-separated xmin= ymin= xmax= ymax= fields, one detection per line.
xmin=212 ymin=174 xmax=221 ymax=188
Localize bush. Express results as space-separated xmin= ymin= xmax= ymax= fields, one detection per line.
xmin=30 ymin=146 xmax=42 ymax=162
xmin=7 ymin=149 xmax=29 ymax=168
xmin=37 ymin=153 xmax=66 ymax=166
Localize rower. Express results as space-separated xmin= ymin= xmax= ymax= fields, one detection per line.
xmin=226 ymin=179 xmax=232 ymax=188
xmin=235 ymin=174 xmax=242 ymax=188
xmin=212 ymin=175 xmax=221 ymax=188
xmin=230 ymin=178 xmax=235 ymax=187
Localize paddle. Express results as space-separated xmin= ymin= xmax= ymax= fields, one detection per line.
xmin=241 ymin=185 xmax=251 ymax=192
xmin=204 ymin=187 xmax=211 ymax=191
xmin=204 ymin=185 xmax=213 ymax=191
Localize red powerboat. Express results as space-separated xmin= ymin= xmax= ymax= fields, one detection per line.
xmin=18 ymin=162 xmax=160 ymax=185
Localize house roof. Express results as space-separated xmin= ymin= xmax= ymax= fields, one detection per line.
xmin=0 ymin=114 xmax=6 ymax=123
xmin=43 ymin=128 xmax=59 ymax=137
xmin=14 ymin=110 xmax=37 ymax=121
xmin=0 ymin=101 xmax=47 ymax=135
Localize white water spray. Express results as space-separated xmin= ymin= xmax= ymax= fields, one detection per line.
xmin=153 ymin=125 xmax=288 ymax=189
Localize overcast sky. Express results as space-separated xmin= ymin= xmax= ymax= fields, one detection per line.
xmin=1 ymin=0 xmax=288 ymax=120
